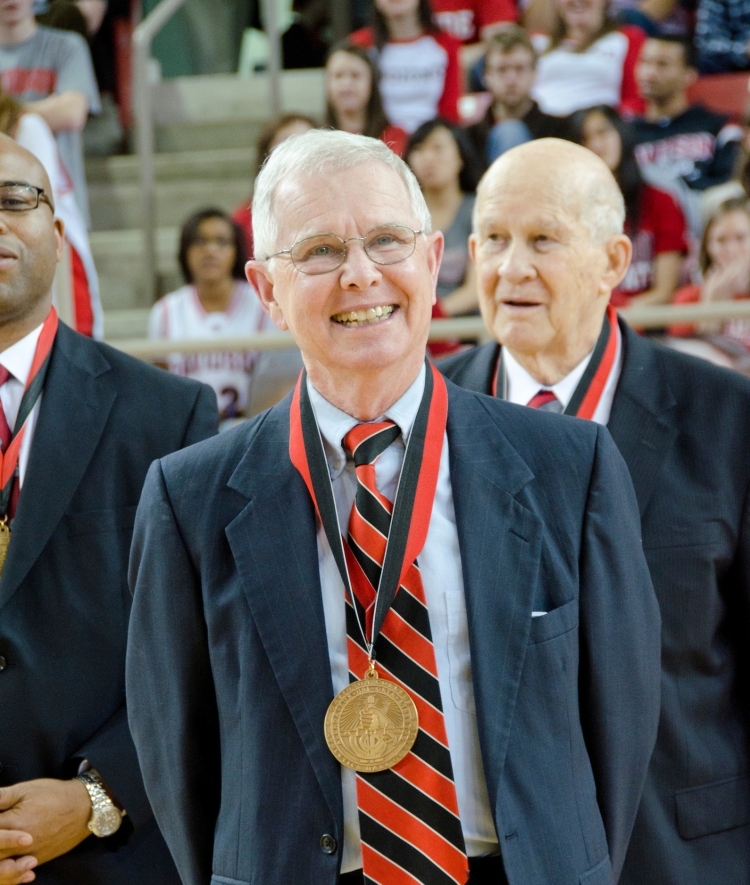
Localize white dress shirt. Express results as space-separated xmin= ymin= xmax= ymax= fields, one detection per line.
xmin=0 ymin=322 xmax=45 ymax=489
xmin=308 ymin=366 xmax=499 ymax=873
xmin=502 ymin=324 xmax=623 ymax=426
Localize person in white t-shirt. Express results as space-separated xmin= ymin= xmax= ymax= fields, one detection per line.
xmin=149 ymin=208 xmax=275 ymax=426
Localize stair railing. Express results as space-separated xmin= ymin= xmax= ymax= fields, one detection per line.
xmin=132 ymin=0 xmax=282 ymax=303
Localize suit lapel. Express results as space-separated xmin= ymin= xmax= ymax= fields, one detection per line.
xmin=608 ymin=322 xmax=678 ymax=516
xmin=225 ymin=402 xmax=342 ymax=827
xmin=0 ymin=325 xmax=115 ymax=612
xmin=446 ymin=384 xmax=542 ymax=805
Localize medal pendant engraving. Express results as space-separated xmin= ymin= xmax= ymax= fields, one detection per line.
xmin=324 ymin=665 xmax=419 ymax=772
xmin=0 ymin=519 xmax=9 ymax=577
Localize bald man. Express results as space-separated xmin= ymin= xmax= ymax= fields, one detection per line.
xmin=441 ymin=138 xmax=750 ymax=885
xmin=0 ymin=134 xmax=217 ymax=885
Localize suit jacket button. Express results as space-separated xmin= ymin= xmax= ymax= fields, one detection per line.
xmin=320 ymin=834 xmax=337 ymax=855
xmin=0 ymin=656 xmax=6 ymax=671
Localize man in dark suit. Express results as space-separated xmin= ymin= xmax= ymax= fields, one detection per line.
xmin=127 ymin=129 xmax=660 ymax=885
xmin=440 ymin=137 xmax=750 ymax=885
xmin=0 ymin=135 xmax=217 ymax=885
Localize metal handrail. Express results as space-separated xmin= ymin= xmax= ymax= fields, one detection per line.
xmin=104 ymin=301 xmax=750 ymax=359
xmin=132 ymin=0 xmax=282 ymax=305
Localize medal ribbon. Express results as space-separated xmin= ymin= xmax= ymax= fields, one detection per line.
xmin=492 ymin=303 xmax=619 ymax=419
xmin=0 ymin=308 xmax=58 ymax=515
xmin=289 ymin=360 xmax=448 ymax=656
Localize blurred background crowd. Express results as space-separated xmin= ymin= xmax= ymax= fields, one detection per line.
xmin=1 ymin=0 xmax=749 ymax=425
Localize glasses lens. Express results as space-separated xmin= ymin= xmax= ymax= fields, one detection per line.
xmin=290 ymin=235 xmax=346 ymax=274
xmin=364 ymin=225 xmax=416 ymax=265
xmin=0 ymin=185 xmax=37 ymax=212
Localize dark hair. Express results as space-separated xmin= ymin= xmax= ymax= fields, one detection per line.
xmin=647 ymin=34 xmax=697 ymax=69
xmin=699 ymin=197 xmax=750 ymax=274
xmin=485 ymin=25 xmax=537 ymax=64
xmin=371 ymin=0 xmax=436 ymax=50
xmin=568 ymin=105 xmax=644 ymax=228
xmin=178 ymin=208 xmax=248 ymax=283
xmin=324 ymin=42 xmax=389 ymax=139
xmin=548 ymin=4 xmax=617 ymax=53
xmin=405 ymin=118 xmax=484 ymax=194
xmin=255 ymin=113 xmax=317 ymax=175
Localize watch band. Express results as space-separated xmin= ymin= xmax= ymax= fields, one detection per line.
xmin=77 ymin=770 xmax=125 ymax=837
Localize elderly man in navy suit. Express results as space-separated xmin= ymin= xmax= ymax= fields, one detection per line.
xmin=126 ymin=129 xmax=660 ymax=885
xmin=440 ymin=137 xmax=750 ymax=885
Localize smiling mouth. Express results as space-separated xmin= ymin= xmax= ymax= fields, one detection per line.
xmin=332 ymin=305 xmax=395 ymax=327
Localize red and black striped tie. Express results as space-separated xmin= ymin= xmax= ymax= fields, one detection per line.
xmin=342 ymin=421 xmax=468 ymax=885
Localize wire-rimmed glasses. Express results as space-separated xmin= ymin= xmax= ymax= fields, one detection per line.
xmin=266 ymin=224 xmax=423 ymax=275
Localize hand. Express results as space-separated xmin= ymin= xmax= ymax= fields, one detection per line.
xmin=703 ymin=259 xmax=750 ymax=303
xmin=0 ymin=854 xmax=37 ymax=885
xmin=0 ymin=779 xmax=91 ymax=868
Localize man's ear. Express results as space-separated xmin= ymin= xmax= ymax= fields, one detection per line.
xmin=54 ymin=217 xmax=65 ymax=262
xmin=245 ymin=260 xmax=288 ymax=331
xmin=601 ymin=234 xmax=632 ymax=295
xmin=468 ymin=233 xmax=478 ymax=264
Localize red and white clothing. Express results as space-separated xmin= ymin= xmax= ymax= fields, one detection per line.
xmin=669 ymin=284 xmax=750 ymax=348
xmin=531 ymin=26 xmax=647 ymax=117
xmin=15 ymin=113 xmax=102 ymax=339
xmin=148 ymin=282 xmax=273 ymax=422
xmin=350 ymin=27 xmax=461 ymax=134
xmin=432 ymin=0 xmax=517 ymax=44
xmin=612 ymin=184 xmax=688 ymax=306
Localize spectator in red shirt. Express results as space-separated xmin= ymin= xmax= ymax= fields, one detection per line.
xmin=231 ymin=113 xmax=316 ymax=259
xmin=431 ymin=0 xmax=517 ymax=75
xmin=324 ymin=43 xmax=408 ymax=156
xmin=530 ymin=0 xmax=646 ymax=117
xmin=668 ymin=197 xmax=750 ymax=370
xmin=349 ymin=0 xmax=461 ymax=134
xmin=570 ymin=104 xmax=687 ymax=306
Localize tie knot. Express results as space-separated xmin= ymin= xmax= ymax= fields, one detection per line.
xmin=343 ymin=420 xmax=401 ymax=467
xmin=527 ymin=389 xmax=562 ymax=412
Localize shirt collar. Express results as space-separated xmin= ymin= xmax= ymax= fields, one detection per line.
xmin=0 ymin=322 xmax=44 ymax=386
xmin=502 ymin=345 xmax=593 ymax=409
xmin=307 ymin=364 xmax=426 ymax=479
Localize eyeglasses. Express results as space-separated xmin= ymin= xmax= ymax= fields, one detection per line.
xmin=267 ymin=224 xmax=423 ymax=275
xmin=0 ymin=183 xmax=53 ymax=213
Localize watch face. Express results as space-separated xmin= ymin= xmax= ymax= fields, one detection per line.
xmin=90 ymin=806 xmax=122 ymax=838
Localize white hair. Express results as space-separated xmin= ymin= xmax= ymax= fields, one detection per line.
xmin=251 ymin=129 xmax=432 ymax=260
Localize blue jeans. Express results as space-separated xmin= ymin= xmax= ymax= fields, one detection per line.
xmin=486 ymin=119 xmax=533 ymax=164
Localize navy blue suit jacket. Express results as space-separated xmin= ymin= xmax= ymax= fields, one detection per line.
xmin=440 ymin=322 xmax=750 ymax=885
xmin=126 ymin=378 xmax=660 ymax=885
xmin=0 ymin=323 xmax=217 ymax=884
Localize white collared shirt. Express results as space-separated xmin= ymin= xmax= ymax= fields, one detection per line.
xmin=0 ymin=322 xmax=44 ymax=488
xmin=308 ymin=365 xmax=499 ymax=873
xmin=502 ymin=325 xmax=623 ymax=426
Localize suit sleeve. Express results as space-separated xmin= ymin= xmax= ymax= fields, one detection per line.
xmin=578 ymin=425 xmax=661 ymax=879
xmin=126 ymin=460 xmax=221 ymax=885
xmin=181 ymin=382 xmax=219 ymax=447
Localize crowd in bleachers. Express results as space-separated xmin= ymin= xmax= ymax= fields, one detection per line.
xmin=0 ymin=0 xmax=748 ymax=418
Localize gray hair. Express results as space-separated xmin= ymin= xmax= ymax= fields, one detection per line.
xmin=251 ymin=129 xmax=432 ymax=260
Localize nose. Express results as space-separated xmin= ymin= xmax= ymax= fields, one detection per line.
xmin=337 ymin=239 xmax=382 ymax=290
xmin=496 ymin=238 xmax=536 ymax=285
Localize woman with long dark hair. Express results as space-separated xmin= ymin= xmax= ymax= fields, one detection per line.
xmin=349 ymin=0 xmax=461 ymax=136
xmin=324 ymin=43 xmax=408 ymax=155
xmin=570 ymin=104 xmax=687 ymax=305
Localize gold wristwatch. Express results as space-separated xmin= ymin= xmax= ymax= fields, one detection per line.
xmin=77 ymin=770 xmax=125 ymax=837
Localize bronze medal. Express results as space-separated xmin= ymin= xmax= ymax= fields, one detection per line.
xmin=0 ymin=518 xmax=9 ymax=577
xmin=325 ymin=665 xmax=418 ymax=772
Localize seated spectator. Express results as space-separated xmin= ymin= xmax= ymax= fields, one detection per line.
xmin=466 ymin=26 xmax=565 ymax=166
xmin=406 ymin=118 xmax=481 ymax=356
xmin=324 ymin=42 xmax=408 ymax=155
xmin=350 ymin=0 xmax=461 ymax=134
xmin=632 ymin=35 xmax=741 ymax=237
xmin=570 ymin=104 xmax=687 ymax=305
xmin=432 ymin=0 xmax=517 ymax=74
xmin=0 ymin=0 xmax=100 ymax=227
xmin=232 ymin=113 xmax=316 ymax=259
xmin=695 ymin=0 xmax=750 ymax=74
xmin=0 ymin=88 xmax=102 ymax=337
xmin=668 ymin=197 xmax=750 ymax=371
xmin=149 ymin=208 xmax=274 ymax=427
xmin=531 ymin=0 xmax=647 ymax=117
xmin=611 ymin=0 xmax=686 ymax=38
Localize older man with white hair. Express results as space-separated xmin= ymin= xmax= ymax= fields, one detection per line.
xmin=126 ymin=129 xmax=660 ymax=885
xmin=441 ymin=136 xmax=750 ymax=885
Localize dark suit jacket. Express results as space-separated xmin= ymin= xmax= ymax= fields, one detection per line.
xmin=440 ymin=322 xmax=750 ymax=885
xmin=0 ymin=323 xmax=217 ymax=884
xmin=126 ymin=378 xmax=660 ymax=885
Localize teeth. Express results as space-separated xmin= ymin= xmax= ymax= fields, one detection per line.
xmin=333 ymin=305 xmax=394 ymax=326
